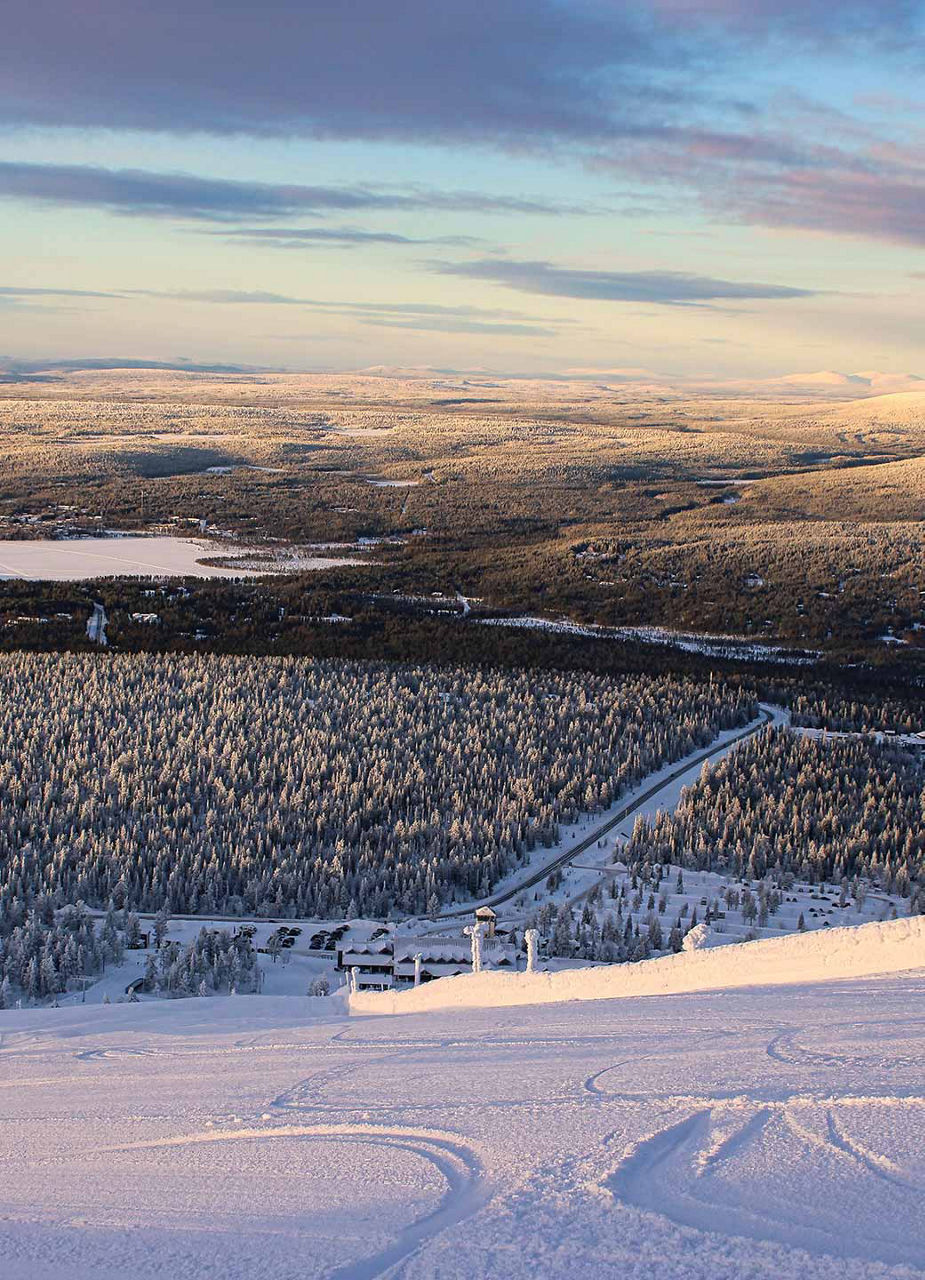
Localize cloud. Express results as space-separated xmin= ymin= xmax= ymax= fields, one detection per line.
xmin=133 ymin=289 xmax=323 ymax=305
xmin=359 ymin=317 xmax=557 ymax=337
xmin=1 ymin=282 xmax=566 ymax=334
xmin=3 ymin=2 xmax=913 ymax=143
xmin=0 ymin=284 xmax=122 ymax=299
xmin=150 ymin=289 xmax=566 ymax=334
xmin=0 ymin=275 xmax=807 ymax=324
xmin=316 ymin=300 xmax=560 ymax=322
xmin=590 ymin=110 xmax=925 ymax=245
xmin=200 ymin=226 xmax=481 ymax=249
xmin=646 ymin=0 xmax=919 ymax=39
xmin=130 ymin=289 xmax=568 ymax=326
xmin=0 ymin=2 xmax=656 ymax=141
xmin=433 ymin=258 xmax=815 ymax=305
xmin=719 ymin=168 xmax=925 ymax=246
xmin=0 ymin=161 xmax=575 ymax=221
xmin=0 ymin=284 xmax=124 ymax=313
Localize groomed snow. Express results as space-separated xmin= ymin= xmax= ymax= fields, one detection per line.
xmin=1 ymin=918 xmax=923 ymax=1279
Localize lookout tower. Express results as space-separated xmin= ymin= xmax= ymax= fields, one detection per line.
xmin=475 ymin=905 xmax=497 ymax=938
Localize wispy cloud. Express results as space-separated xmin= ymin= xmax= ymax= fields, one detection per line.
xmin=148 ymin=290 xmax=566 ymax=335
xmin=132 ymin=289 xmax=330 ymax=305
xmin=0 ymin=284 xmax=124 ymax=314
xmin=0 ymin=161 xmax=578 ymax=221
xmin=0 ymin=284 xmax=122 ymax=299
xmin=132 ymin=289 xmax=568 ymax=325
xmin=0 ymin=281 xmax=566 ymax=336
xmin=590 ymin=109 xmax=925 ymax=246
xmin=718 ymin=168 xmax=925 ymax=246
xmin=360 ymin=317 xmax=557 ymax=337
xmin=199 ymin=226 xmax=481 ymax=249
xmin=433 ymin=258 xmax=815 ymax=305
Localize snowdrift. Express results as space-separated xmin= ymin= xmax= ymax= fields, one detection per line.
xmin=350 ymin=915 xmax=925 ymax=1016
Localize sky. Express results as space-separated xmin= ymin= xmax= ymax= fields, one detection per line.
xmin=1 ymin=0 xmax=924 ymax=380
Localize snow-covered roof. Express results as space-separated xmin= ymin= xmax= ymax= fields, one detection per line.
xmin=393 ymin=939 xmax=470 ymax=964
xmin=339 ymin=949 xmax=393 ymax=967
xmin=338 ymin=939 xmax=393 ymax=957
xmin=394 ymin=961 xmax=470 ymax=979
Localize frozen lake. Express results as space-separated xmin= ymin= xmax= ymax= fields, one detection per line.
xmin=0 ymin=537 xmax=365 ymax=581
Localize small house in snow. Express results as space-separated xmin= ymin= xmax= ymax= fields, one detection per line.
xmin=475 ymin=905 xmax=497 ymax=938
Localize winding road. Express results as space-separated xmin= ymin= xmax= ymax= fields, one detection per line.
xmin=437 ymin=705 xmax=776 ymax=919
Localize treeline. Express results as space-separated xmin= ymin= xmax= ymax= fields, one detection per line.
xmin=3 ymin=569 xmax=922 ymax=728
xmin=0 ymin=652 xmax=753 ymax=920
xmin=783 ymin=691 xmax=925 ymax=734
xmin=625 ymin=728 xmax=924 ymax=908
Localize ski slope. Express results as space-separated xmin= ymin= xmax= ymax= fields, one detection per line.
xmin=1 ymin=918 xmax=923 ymax=1280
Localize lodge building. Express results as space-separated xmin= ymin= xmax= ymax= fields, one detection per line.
xmin=336 ymin=912 xmax=518 ymax=991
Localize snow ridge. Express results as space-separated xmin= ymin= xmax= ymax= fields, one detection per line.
xmin=350 ymin=915 xmax=925 ymax=1015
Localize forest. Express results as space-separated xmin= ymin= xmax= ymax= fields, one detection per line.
xmin=624 ymin=728 xmax=925 ymax=910
xmin=0 ymin=369 xmax=923 ymax=663
xmin=0 ymin=900 xmax=113 ymax=1005
xmin=0 ymin=898 xmax=258 ymax=1005
xmin=143 ymin=926 xmax=259 ymax=997
xmin=0 ymin=652 xmax=754 ymax=920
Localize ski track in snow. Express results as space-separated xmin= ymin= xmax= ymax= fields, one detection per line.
xmin=766 ymin=1020 xmax=925 ymax=1070
xmin=1 ymin=931 xmax=924 ymax=1278
xmin=104 ymin=1124 xmax=489 ymax=1280
xmin=73 ymin=1046 xmax=161 ymax=1061
xmin=605 ymin=1098 xmax=925 ymax=1267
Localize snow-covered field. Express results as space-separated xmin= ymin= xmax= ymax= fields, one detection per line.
xmin=1 ymin=917 xmax=922 ymax=1280
xmin=0 ymin=537 xmax=369 ymax=581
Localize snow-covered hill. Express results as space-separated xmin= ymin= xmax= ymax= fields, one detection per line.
xmin=1 ymin=917 xmax=923 ymax=1279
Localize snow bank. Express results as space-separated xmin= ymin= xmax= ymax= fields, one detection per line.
xmin=350 ymin=915 xmax=925 ymax=1016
